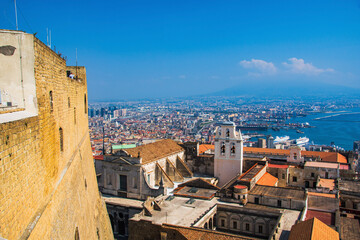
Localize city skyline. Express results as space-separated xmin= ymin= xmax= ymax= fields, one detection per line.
xmin=1 ymin=0 xmax=360 ymax=100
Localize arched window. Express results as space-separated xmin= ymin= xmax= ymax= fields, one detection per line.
xmin=84 ymin=94 xmax=87 ymax=114
xmin=226 ymin=129 xmax=230 ymax=137
xmin=258 ymin=225 xmax=263 ymax=234
xmin=221 ymin=142 xmax=225 ymax=155
xmin=49 ymin=91 xmax=53 ymax=112
xmin=59 ymin=127 xmax=63 ymax=152
xmin=68 ymin=97 xmax=70 ymax=108
xmin=231 ymin=143 xmax=236 ymax=155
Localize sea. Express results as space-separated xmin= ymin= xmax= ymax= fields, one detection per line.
xmin=245 ymin=107 xmax=360 ymax=151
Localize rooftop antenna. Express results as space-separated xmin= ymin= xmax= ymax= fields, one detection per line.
xmin=14 ymin=0 xmax=18 ymax=30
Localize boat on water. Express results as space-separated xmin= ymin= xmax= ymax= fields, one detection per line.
xmin=296 ymin=129 xmax=304 ymax=134
xmin=296 ymin=137 xmax=309 ymax=145
xmin=274 ymin=136 xmax=290 ymax=143
xmin=242 ymin=135 xmax=251 ymax=141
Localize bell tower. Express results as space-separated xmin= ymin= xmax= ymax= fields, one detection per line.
xmin=214 ymin=122 xmax=243 ymax=187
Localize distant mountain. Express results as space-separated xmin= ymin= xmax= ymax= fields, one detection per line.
xmin=206 ymin=80 xmax=360 ymax=98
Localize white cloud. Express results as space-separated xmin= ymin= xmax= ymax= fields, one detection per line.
xmin=283 ymin=58 xmax=334 ymax=75
xmin=178 ymin=75 xmax=186 ymax=79
xmin=239 ymin=59 xmax=277 ymax=75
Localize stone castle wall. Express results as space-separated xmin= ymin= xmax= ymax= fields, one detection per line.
xmin=0 ymin=33 xmax=113 ymax=239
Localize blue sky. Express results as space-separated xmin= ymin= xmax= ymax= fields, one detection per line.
xmin=1 ymin=0 xmax=360 ymax=100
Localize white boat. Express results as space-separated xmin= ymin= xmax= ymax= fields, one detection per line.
xmin=274 ymin=136 xmax=290 ymax=143
xmin=243 ymin=135 xmax=251 ymax=141
xmin=296 ymin=137 xmax=309 ymax=145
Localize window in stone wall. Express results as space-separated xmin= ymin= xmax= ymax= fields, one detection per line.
xmin=293 ymin=176 xmax=297 ymax=182
xmin=258 ymin=225 xmax=263 ymax=234
xmin=226 ymin=129 xmax=230 ymax=137
xmin=68 ymin=97 xmax=70 ymax=108
xmin=245 ymin=223 xmax=250 ymax=231
xmin=221 ymin=219 xmax=225 ymax=227
xmin=232 ymin=221 xmax=237 ymax=229
xmin=59 ymin=127 xmax=63 ymax=152
xmin=84 ymin=93 xmax=87 ymax=114
xmin=75 ymin=227 xmax=80 ymax=240
xmin=50 ymin=91 xmax=53 ymax=112
xmin=282 ymin=174 xmax=285 ymax=179
xmin=107 ymin=174 xmax=112 ymax=186
xmin=311 ymin=172 xmax=315 ymax=177
xmin=277 ymin=200 xmax=282 ymax=207
xmin=133 ymin=176 xmax=137 ymax=189
xmin=119 ymin=175 xmax=127 ymax=191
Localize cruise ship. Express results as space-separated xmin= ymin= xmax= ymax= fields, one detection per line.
xmin=296 ymin=137 xmax=310 ymax=145
xmin=274 ymin=136 xmax=290 ymax=143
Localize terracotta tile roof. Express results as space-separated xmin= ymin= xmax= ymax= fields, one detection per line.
xmin=302 ymin=151 xmax=347 ymax=164
xmin=307 ymin=192 xmax=336 ymax=198
xmin=94 ymin=155 xmax=104 ymax=161
xmin=268 ymin=163 xmax=289 ymax=169
xmin=318 ymin=179 xmax=335 ymax=191
xmin=305 ymin=162 xmax=339 ymax=169
xmin=289 ymin=217 xmax=339 ymax=240
xmin=163 ymin=224 xmax=253 ymax=239
xmin=244 ymin=147 xmax=289 ymax=155
xmin=199 ymin=144 xmax=215 ymax=154
xmin=243 ymin=147 xmax=347 ymax=164
xmin=256 ymin=172 xmax=278 ymax=186
xmin=196 ymin=145 xmax=347 ymax=163
xmin=125 ymin=139 xmax=184 ymax=165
